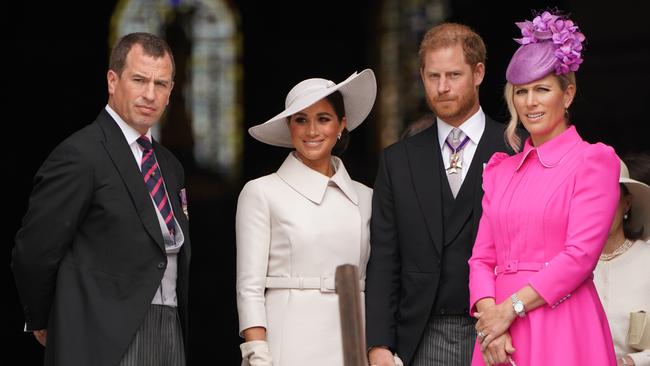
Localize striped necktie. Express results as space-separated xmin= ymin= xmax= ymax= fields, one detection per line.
xmin=137 ymin=136 xmax=175 ymax=238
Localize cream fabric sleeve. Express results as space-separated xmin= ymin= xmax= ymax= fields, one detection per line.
xmin=236 ymin=181 xmax=272 ymax=334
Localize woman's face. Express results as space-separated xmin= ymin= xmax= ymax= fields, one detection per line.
xmin=609 ymin=185 xmax=632 ymax=237
xmin=513 ymin=74 xmax=575 ymax=146
xmin=288 ymin=98 xmax=346 ymax=173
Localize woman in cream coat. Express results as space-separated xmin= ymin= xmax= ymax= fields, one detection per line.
xmin=594 ymin=157 xmax=650 ymax=366
xmin=236 ymin=69 xmax=376 ymax=366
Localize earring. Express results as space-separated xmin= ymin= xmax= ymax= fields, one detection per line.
xmin=624 ymin=211 xmax=629 ymax=220
xmin=337 ymin=132 xmax=342 ymax=140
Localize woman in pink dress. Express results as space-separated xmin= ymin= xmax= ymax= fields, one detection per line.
xmin=468 ymin=10 xmax=619 ymax=365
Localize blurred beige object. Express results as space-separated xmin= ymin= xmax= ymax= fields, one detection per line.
xmin=628 ymin=311 xmax=650 ymax=351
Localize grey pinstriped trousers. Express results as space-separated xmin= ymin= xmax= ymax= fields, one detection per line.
xmin=411 ymin=315 xmax=476 ymax=366
xmin=117 ymin=304 xmax=186 ymax=366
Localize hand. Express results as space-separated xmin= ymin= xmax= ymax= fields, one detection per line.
xmin=481 ymin=331 xmax=515 ymax=366
xmin=33 ymin=329 xmax=47 ymax=346
xmin=240 ymin=340 xmax=272 ymax=366
xmin=368 ymin=346 xmax=395 ymax=366
xmin=474 ymin=301 xmax=516 ymax=351
xmin=617 ymin=355 xmax=635 ymax=366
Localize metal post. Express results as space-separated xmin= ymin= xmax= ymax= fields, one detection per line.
xmin=336 ymin=264 xmax=368 ymax=366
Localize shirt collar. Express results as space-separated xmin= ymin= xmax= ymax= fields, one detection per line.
xmin=105 ymin=105 xmax=151 ymax=145
xmin=436 ymin=107 xmax=486 ymax=149
xmin=515 ymin=125 xmax=582 ymax=171
xmin=276 ymin=152 xmax=359 ymax=205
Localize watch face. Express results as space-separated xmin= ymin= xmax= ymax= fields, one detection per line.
xmin=514 ymin=302 xmax=524 ymax=313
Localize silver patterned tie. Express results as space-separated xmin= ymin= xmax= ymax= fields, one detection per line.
xmin=446 ymin=128 xmax=464 ymax=198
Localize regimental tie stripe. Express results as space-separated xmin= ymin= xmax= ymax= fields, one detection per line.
xmin=137 ymin=136 xmax=175 ymax=236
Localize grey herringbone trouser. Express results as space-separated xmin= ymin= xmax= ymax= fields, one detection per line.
xmin=118 ymin=304 xmax=186 ymax=366
xmin=411 ymin=315 xmax=476 ymax=366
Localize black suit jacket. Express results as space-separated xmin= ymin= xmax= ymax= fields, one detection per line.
xmin=365 ymin=117 xmax=511 ymax=364
xmin=12 ymin=110 xmax=191 ymax=366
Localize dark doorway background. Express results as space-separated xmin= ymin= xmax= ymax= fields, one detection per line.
xmin=3 ymin=1 xmax=648 ymax=365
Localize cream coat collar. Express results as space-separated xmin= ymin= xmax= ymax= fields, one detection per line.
xmin=276 ymin=152 xmax=359 ymax=205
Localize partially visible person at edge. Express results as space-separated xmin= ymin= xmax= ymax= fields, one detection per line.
xmin=623 ymin=152 xmax=650 ymax=191
xmin=468 ymin=10 xmax=619 ymax=365
xmin=400 ymin=113 xmax=435 ymax=140
xmin=595 ymin=153 xmax=650 ymax=366
xmin=365 ymin=22 xmax=517 ymax=366
xmin=12 ymin=32 xmax=191 ymax=366
xmin=235 ymin=70 xmax=376 ymax=365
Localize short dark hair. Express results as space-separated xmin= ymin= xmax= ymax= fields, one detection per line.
xmin=109 ymin=32 xmax=175 ymax=78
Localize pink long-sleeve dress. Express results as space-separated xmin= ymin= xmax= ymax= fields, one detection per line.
xmin=468 ymin=126 xmax=619 ymax=365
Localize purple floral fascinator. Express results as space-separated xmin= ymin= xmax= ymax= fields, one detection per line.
xmin=506 ymin=10 xmax=586 ymax=84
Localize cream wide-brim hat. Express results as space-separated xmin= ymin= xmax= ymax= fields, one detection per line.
xmin=620 ymin=160 xmax=650 ymax=240
xmin=248 ymin=68 xmax=377 ymax=148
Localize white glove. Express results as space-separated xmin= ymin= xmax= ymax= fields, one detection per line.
xmin=240 ymin=340 xmax=273 ymax=366
xmin=393 ymin=354 xmax=404 ymax=366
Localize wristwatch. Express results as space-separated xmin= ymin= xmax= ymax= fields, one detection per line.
xmin=511 ymin=293 xmax=526 ymax=318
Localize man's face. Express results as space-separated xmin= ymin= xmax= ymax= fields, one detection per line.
xmin=420 ymin=44 xmax=484 ymax=127
xmin=107 ymin=44 xmax=174 ymax=135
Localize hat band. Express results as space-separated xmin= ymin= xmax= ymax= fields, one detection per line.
xmin=285 ymin=80 xmax=336 ymax=107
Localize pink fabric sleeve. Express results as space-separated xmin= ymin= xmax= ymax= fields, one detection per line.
xmin=528 ymin=144 xmax=620 ymax=307
xmin=468 ymin=152 xmax=510 ymax=312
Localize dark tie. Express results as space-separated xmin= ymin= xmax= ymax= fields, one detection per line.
xmin=137 ymin=136 xmax=175 ymax=237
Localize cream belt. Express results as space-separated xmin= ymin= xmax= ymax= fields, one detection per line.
xmin=266 ymin=276 xmax=365 ymax=293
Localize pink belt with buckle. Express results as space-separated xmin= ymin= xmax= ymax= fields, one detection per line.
xmin=494 ymin=260 xmax=548 ymax=275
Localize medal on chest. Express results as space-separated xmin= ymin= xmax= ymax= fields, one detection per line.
xmin=447 ymin=152 xmax=463 ymax=174
xmin=445 ymin=135 xmax=470 ymax=175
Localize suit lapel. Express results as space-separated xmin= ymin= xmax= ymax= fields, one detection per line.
xmin=97 ymin=111 xmax=165 ymax=250
xmin=406 ymin=126 xmax=444 ymax=255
